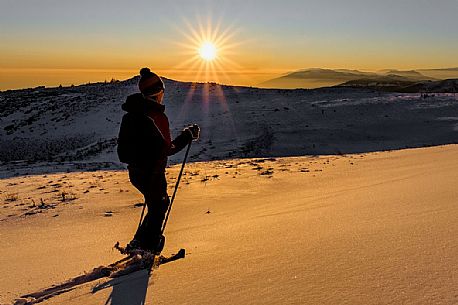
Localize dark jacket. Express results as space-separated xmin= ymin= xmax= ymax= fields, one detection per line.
xmin=117 ymin=93 xmax=191 ymax=171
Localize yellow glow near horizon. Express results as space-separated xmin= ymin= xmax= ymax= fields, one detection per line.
xmin=199 ymin=42 xmax=217 ymax=61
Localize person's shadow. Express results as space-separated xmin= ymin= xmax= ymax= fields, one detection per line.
xmin=92 ymin=268 xmax=152 ymax=305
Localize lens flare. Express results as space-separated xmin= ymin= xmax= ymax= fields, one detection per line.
xmin=167 ymin=15 xmax=243 ymax=150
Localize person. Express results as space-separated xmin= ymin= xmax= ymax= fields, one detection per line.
xmin=117 ymin=67 xmax=200 ymax=253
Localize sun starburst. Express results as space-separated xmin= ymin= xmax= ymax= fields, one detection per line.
xmin=172 ymin=15 xmax=242 ymax=85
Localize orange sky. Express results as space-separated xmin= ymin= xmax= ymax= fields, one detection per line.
xmin=1 ymin=0 xmax=457 ymax=90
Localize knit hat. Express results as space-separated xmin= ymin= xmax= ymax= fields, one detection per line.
xmin=138 ymin=68 xmax=165 ymax=95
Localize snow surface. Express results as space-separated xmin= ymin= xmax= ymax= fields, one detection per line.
xmin=1 ymin=77 xmax=458 ymax=304
xmin=1 ymin=78 xmax=457 ymax=178
xmin=0 ymin=145 xmax=457 ymax=304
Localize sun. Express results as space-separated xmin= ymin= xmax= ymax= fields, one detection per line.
xmin=171 ymin=15 xmax=243 ymax=85
xmin=199 ymin=42 xmax=217 ymax=61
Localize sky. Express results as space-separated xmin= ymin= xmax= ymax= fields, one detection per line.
xmin=1 ymin=0 xmax=457 ymax=90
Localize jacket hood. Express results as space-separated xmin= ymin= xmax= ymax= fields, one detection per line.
xmin=122 ymin=93 xmax=165 ymax=113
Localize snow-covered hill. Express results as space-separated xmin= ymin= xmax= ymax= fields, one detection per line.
xmin=1 ymin=77 xmax=458 ymax=177
xmin=400 ymin=78 xmax=458 ymax=93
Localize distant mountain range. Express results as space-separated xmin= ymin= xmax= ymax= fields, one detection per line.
xmin=259 ymin=68 xmax=458 ymax=91
xmin=259 ymin=68 xmax=376 ymax=89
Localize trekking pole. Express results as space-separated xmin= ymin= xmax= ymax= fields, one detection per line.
xmin=161 ymin=140 xmax=192 ymax=234
xmin=137 ymin=202 xmax=147 ymax=231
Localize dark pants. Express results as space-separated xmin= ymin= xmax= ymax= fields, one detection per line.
xmin=128 ymin=166 xmax=169 ymax=250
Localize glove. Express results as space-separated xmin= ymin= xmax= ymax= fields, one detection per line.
xmin=184 ymin=124 xmax=200 ymax=141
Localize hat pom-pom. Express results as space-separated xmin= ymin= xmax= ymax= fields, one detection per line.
xmin=140 ymin=67 xmax=151 ymax=77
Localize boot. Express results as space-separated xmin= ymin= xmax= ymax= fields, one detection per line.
xmin=155 ymin=235 xmax=165 ymax=254
xmin=125 ymin=239 xmax=143 ymax=253
xmin=143 ymin=234 xmax=165 ymax=254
